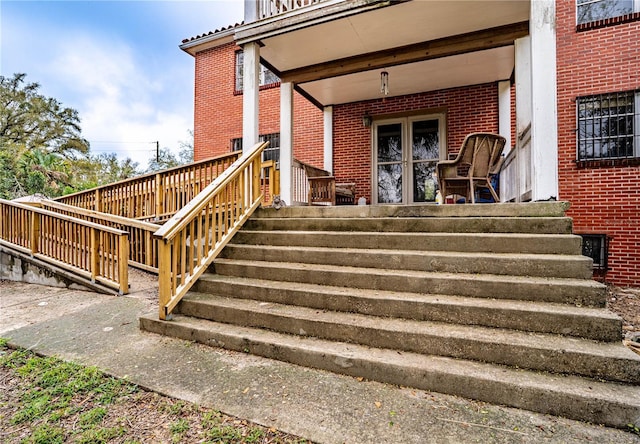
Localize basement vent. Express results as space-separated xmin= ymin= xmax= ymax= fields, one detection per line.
xmin=580 ymin=234 xmax=609 ymax=271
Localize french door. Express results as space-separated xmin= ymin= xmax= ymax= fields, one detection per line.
xmin=373 ymin=115 xmax=446 ymax=204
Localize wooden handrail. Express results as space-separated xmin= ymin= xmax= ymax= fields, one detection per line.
xmin=41 ymin=200 xmax=161 ymax=273
xmin=154 ymin=141 xmax=267 ymax=319
xmin=0 ymin=199 xmax=129 ymax=294
xmin=55 ymin=151 xmax=240 ymax=220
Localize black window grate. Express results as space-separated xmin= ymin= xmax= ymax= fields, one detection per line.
xmin=580 ymin=234 xmax=609 ymax=271
xmin=577 ymin=91 xmax=638 ymax=161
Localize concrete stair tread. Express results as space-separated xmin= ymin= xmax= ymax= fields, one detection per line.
xmin=225 ymin=242 xmax=588 ymax=262
xmin=246 ymin=216 xmax=572 ymax=234
xmin=254 ymin=202 xmax=572 ymax=218
xmin=139 ymin=313 xmax=640 ymax=428
xmin=213 ymin=258 xmax=604 ymax=289
xmin=196 ymin=273 xmax=616 ymax=321
xmin=234 ymin=230 xmax=582 ymax=254
xmin=179 ymin=291 xmax=640 ymax=383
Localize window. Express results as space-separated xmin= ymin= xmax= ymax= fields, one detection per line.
xmin=230 ymin=133 xmax=280 ymax=164
xmin=235 ymin=51 xmax=280 ymax=92
xmin=580 ymin=234 xmax=608 ymax=270
xmin=577 ymin=0 xmax=640 ymax=24
xmin=577 ymin=90 xmax=640 ymax=161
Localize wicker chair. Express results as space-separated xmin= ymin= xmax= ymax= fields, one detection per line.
xmin=437 ymin=133 xmax=506 ymax=204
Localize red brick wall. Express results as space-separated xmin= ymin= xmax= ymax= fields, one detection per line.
xmin=193 ymin=42 xmax=323 ymax=163
xmin=333 ymin=83 xmax=500 ymax=203
xmin=556 ymin=1 xmax=640 ymax=285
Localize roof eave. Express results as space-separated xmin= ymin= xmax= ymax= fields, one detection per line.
xmin=179 ymin=28 xmax=236 ymax=56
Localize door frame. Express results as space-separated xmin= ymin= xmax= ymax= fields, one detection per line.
xmin=371 ymin=113 xmax=447 ymax=205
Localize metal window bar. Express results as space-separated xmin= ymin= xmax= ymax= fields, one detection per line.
xmin=577 ymin=91 xmax=637 ymax=161
xmin=580 ymin=234 xmax=609 ymax=271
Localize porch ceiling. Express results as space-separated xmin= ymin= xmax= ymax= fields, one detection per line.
xmin=252 ymin=0 xmax=529 ymax=106
xmin=298 ymin=46 xmax=515 ymax=106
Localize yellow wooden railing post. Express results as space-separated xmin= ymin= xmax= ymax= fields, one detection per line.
xmin=155 ymin=173 xmax=164 ymax=220
xmin=95 ymin=189 xmax=102 ymax=212
xmin=118 ymin=234 xmax=129 ymax=295
xmin=90 ymin=227 xmax=99 ymax=283
xmin=158 ymin=239 xmax=171 ymax=320
xmin=30 ymin=211 xmax=40 ymax=256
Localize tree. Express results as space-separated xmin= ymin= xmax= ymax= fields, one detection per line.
xmin=146 ymin=147 xmax=180 ymax=173
xmin=178 ymin=130 xmax=194 ymax=164
xmin=72 ymin=153 xmax=141 ymax=190
xmin=0 ymin=73 xmax=89 ymax=160
xmin=0 ymin=73 xmax=91 ymax=198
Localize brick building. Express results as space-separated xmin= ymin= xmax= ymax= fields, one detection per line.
xmin=181 ymin=0 xmax=640 ymax=285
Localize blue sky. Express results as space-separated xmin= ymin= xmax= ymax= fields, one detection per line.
xmin=1 ymin=0 xmax=244 ymax=169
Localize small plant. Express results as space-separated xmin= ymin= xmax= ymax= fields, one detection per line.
xmin=26 ymin=423 xmax=65 ymax=444
xmin=78 ymin=406 xmax=108 ymax=429
xmin=170 ymin=418 xmax=190 ymax=442
xmin=628 ymin=423 xmax=640 ymax=436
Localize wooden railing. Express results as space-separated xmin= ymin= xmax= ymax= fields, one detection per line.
xmin=291 ymin=159 xmax=310 ymax=205
xmin=260 ymin=160 xmax=281 ymax=205
xmin=0 ymin=199 xmax=129 ymax=294
xmin=154 ymin=142 xmax=267 ymax=319
xmin=258 ymin=0 xmax=323 ymax=19
xmin=40 ymin=200 xmax=161 ymax=273
xmin=56 ymin=152 xmax=240 ymax=221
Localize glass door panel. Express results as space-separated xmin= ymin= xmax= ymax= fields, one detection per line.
xmin=410 ymin=119 xmax=440 ymax=203
xmin=376 ymin=123 xmax=403 ymax=204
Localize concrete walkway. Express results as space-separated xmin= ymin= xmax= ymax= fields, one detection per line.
xmin=1 ymin=272 xmax=639 ymax=444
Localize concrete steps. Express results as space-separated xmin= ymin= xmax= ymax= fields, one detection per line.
xmin=173 ymin=292 xmax=640 ymax=383
xmin=211 ymin=259 xmax=607 ymax=306
xmin=139 ymin=314 xmax=640 ymax=429
xmin=140 ymin=202 xmax=640 ymax=428
xmin=220 ymin=244 xmax=593 ymax=278
xmin=191 ymin=274 xmax=622 ymax=341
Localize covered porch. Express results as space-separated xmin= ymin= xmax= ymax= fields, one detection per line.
xmin=237 ymin=0 xmax=558 ymax=205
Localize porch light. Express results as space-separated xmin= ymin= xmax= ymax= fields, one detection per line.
xmin=380 ymin=71 xmax=389 ymax=96
xmin=362 ymin=112 xmax=372 ymax=127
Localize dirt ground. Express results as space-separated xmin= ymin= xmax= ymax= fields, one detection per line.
xmin=608 ymin=285 xmax=640 ymax=337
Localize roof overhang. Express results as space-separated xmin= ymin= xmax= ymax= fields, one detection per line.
xmin=238 ymin=0 xmax=530 ymax=106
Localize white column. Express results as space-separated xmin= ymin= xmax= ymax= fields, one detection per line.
xmin=242 ymin=42 xmax=260 ymax=147
xmin=323 ymin=106 xmax=333 ymax=173
xmin=498 ymin=80 xmax=512 ymax=155
xmin=280 ymin=82 xmax=294 ymax=205
xmin=530 ymin=0 xmax=558 ymax=201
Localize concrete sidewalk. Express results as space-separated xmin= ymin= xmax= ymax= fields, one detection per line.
xmin=2 ymin=279 xmax=639 ymax=444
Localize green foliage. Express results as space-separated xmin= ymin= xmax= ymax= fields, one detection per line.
xmin=0 ymin=73 xmax=194 ymax=198
xmin=77 ymin=426 xmax=126 ymax=444
xmin=0 ymin=73 xmax=89 ymax=158
xmin=1 ymin=348 xmax=137 ymax=428
xmin=25 ymin=423 xmax=65 ymax=444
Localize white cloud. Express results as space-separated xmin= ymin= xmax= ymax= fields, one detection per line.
xmin=1 ymin=1 xmax=243 ymax=171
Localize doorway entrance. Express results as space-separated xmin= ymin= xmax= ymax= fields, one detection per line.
xmin=373 ymin=115 xmax=446 ymax=204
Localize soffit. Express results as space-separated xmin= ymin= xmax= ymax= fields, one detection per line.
xmin=298 ymin=45 xmax=515 ymax=106
xmin=257 ymin=0 xmax=530 ymax=72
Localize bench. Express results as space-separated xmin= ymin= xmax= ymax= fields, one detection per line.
xmin=297 ymin=160 xmax=356 ymax=206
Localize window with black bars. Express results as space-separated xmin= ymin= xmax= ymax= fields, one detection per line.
xmin=230 ymin=133 xmax=280 ymax=164
xmin=576 ymin=0 xmax=637 ymax=25
xmin=580 ymin=234 xmax=608 ymax=271
xmin=577 ymin=91 xmax=639 ymax=161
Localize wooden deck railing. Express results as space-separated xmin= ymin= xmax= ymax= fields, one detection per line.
xmin=154 ymin=141 xmax=267 ymax=319
xmin=40 ymin=200 xmax=161 ymax=273
xmin=258 ymin=0 xmax=323 ymax=19
xmin=0 ymin=199 xmax=129 ymax=294
xmin=56 ymin=152 xmax=240 ymax=221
